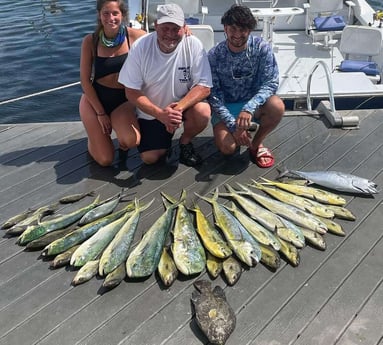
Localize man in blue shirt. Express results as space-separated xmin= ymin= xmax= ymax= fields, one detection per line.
xmin=208 ymin=4 xmax=284 ymax=168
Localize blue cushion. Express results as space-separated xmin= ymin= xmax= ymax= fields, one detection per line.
xmin=339 ymin=60 xmax=380 ymax=76
xmin=185 ymin=17 xmax=199 ymax=25
xmin=314 ymin=15 xmax=345 ymax=31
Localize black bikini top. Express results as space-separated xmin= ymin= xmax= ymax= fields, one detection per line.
xmin=93 ymin=26 xmax=130 ymax=80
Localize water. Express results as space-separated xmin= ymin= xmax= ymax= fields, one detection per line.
xmin=0 ymin=0 xmax=97 ymax=123
xmin=0 ymin=0 xmax=382 ymax=124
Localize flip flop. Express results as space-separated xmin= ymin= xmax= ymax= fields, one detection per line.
xmin=249 ymin=146 xmax=275 ymax=168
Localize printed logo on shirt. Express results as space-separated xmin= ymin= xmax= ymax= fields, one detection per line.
xmin=178 ymin=66 xmax=191 ymax=83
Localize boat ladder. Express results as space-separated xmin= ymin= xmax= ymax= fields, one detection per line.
xmin=306 ymin=60 xmax=359 ymax=128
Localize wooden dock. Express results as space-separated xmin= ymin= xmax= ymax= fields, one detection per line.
xmin=0 ymin=109 xmax=382 ymax=345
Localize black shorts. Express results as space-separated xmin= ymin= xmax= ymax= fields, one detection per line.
xmin=137 ymin=118 xmax=173 ymax=153
xmin=93 ymin=81 xmax=127 ymax=115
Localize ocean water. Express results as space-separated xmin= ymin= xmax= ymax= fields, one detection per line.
xmin=0 ymin=0 xmax=382 ymax=124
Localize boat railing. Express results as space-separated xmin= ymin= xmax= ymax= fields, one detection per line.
xmin=0 ymin=82 xmax=80 ymax=106
xmin=307 ymin=60 xmax=336 ymax=112
xmin=306 ymin=60 xmax=359 ymax=128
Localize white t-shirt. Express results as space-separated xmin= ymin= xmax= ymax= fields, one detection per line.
xmin=118 ymin=32 xmax=212 ymax=120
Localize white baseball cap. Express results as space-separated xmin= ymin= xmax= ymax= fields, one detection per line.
xmin=157 ymin=3 xmax=185 ymax=27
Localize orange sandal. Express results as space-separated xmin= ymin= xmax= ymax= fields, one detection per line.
xmin=249 ymin=146 xmax=275 ymax=168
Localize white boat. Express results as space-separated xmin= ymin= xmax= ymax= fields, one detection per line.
xmin=0 ymin=2 xmax=382 ymax=344
xmin=130 ymin=0 xmax=383 ymax=128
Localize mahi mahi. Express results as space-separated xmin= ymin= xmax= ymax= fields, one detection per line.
xmin=219 ymin=184 xmax=305 ymax=247
xmin=250 ymin=179 xmax=335 ymax=218
xmin=42 ymin=203 xmax=135 ymax=256
xmin=190 ymin=203 xmax=232 ymax=259
xmin=125 ymin=198 xmax=178 ymax=278
xmin=259 ymin=177 xmax=346 ymax=206
xmin=162 ymin=190 xmax=206 ymax=276
xmin=98 ymin=198 xmax=153 ymax=276
xmin=196 ymin=189 xmax=261 ymax=267
xmin=70 ymin=209 xmax=132 ymax=267
xmin=237 ymin=183 xmax=328 ymax=234
xmin=18 ymin=196 xmax=101 ymax=245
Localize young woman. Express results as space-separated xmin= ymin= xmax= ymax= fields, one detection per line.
xmin=79 ymin=0 xmax=146 ymax=166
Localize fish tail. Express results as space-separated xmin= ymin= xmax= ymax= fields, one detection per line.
xmin=161 ymin=192 xmax=176 ymax=207
xmin=235 ymin=182 xmax=251 ymax=193
xmin=276 ymin=164 xmax=291 ymax=179
xmin=224 ymin=184 xmax=238 ymax=194
xmin=223 ymin=202 xmax=236 ymax=213
xmin=188 ymin=201 xmax=200 ymax=213
xmin=139 ymin=198 xmax=155 ymax=212
xmin=249 ymin=179 xmax=263 ymax=188
xmin=180 ymin=189 xmax=187 ymax=202
xmin=258 ymin=177 xmax=273 ymax=185
xmin=195 ymin=188 xmax=218 ymax=205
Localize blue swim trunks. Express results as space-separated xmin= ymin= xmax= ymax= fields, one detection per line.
xmin=211 ymin=102 xmax=260 ymax=128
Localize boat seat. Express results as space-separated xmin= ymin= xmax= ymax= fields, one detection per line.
xmin=337 ymin=25 xmax=382 ymax=83
xmin=235 ymin=0 xmax=279 ymax=7
xmin=165 ymin=0 xmax=208 ymax=24
xmin=146 ymin=0 xmax=208 ymax=30
xmin=304 ymin=0 xmax=355 ymax=48
xmin=188 ymin=24 xmax=215 ymax=51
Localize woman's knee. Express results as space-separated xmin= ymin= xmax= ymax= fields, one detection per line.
xmin=118 ymin=134 xmax=140 ymax=150
xmin=93 ymin=153 xmax=114 ymax=167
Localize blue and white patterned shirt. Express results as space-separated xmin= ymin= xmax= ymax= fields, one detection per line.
xmin=208 ymin=35 xmax=279 ymax=132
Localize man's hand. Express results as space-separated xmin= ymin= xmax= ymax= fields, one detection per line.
xmin=158 ymin=102 xmax=183 ymax=133
xmin=233 ymin=128 xmax=252 ymax=147
xmin=236 ymin=111 xmax=252 ymax=130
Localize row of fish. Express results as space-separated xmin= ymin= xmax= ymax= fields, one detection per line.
xmin=1 ymin=174 xmax=362 ymax=289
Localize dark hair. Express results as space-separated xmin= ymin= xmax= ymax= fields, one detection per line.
xmin=95 ymin=0 xmax=129 ymax=34
xmin=221 ymin=4 xmax=257 ymax=30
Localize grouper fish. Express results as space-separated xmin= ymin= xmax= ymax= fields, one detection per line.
xmin=191 ymin=280 xmax=236 ymax=345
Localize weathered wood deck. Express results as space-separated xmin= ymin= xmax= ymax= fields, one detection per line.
xmin=0 ymin=109 xmax=382 ymax=345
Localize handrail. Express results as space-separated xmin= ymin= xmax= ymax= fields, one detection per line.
xmin=0 ymin=81 xmax=80 ymax=106
xmin=306 ymin=60 xmax=336 ymax=112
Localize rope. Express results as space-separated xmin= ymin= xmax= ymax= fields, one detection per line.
xmin=0 ymin=81 xmax=81 ymax=106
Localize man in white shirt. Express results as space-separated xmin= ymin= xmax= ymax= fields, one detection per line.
xmin=118 ymin=3 xmax=212 ymax=166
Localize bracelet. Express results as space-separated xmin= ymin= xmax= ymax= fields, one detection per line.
xmin=96 ymin=111 xmax=106 ymax=116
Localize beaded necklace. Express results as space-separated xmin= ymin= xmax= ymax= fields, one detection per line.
xmin=99 ymin=25 xmax=126 ymax=48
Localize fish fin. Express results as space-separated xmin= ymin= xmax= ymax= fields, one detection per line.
xmin=212 ymin=285 xmax=226 ymax=300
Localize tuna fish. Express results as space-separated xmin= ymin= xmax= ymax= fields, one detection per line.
xmin=277 ymin=167 xmax=378 ymax=195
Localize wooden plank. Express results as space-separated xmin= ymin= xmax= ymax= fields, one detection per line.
xmin=336 ymin=279 xmax=383 ymax=345
xmin=293 ymin=208 xmax=383 ymax=345
xmin=238 ymin=174 xmax=383 ymax=345
xmin=0 ymin=110 xmax=382 ymax=345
